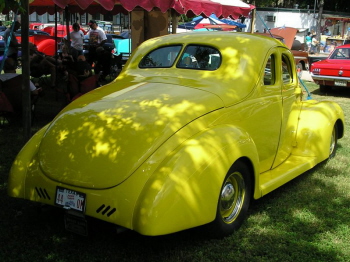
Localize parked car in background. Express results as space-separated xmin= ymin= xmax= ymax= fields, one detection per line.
xmin=44 ymin=25 xmax=87 ymax=37
xmin=15 ymin=29 xmax=50 ymax=36
xmin=29 ymin=23 xmax=44 ymax=30
xmin=311 ymin=44 xmax=350 ymax=92
xmin=112 ymin=31 xmax=131 ymax=67
xmin=0 ymin=29 xmax=56 ymax=57
xmin=8 ymin=32 xmax=344 ymax=238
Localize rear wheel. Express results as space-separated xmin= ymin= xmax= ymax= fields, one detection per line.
xmin=207 ymin=161 xmax=252 ymax=238
xmin=329 ymin=124 xmax=338 ymax=159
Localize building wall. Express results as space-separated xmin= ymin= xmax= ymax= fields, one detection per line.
xmin=248 ymin=8 xmax=350 ymax=41
xmin=254 ymin=9 xmax=317 ymax=33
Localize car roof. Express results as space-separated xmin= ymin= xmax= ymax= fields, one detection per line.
xmin=140 ymin=31 xmax=284 ymax=51
xmin=15 ymin=29 xmax=50 ymax=36
xmin=335 ymin=44 xmax=350 ymax=49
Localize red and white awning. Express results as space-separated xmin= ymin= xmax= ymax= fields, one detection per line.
xmin=28 ymin=0 xmax=255 ymax=19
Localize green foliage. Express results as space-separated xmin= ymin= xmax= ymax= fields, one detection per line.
xmin=0 ymin=0 xmax=25 ymax=14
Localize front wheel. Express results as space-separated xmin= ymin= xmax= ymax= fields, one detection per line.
xmin=206 ymin=161 xmax=252 ymax=238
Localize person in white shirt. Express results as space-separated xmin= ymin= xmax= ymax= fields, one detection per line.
xmin=86 ymin=20 xmax=107 ymax=66
xmin=64 ymin=22 xmax=84 ymax=61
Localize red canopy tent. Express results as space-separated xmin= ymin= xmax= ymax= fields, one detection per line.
xmin=28 ymin=0 xmax=255 ymax=19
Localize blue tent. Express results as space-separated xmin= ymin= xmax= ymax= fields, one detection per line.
xmin=178 ymin=14 xmax=246 ymax=30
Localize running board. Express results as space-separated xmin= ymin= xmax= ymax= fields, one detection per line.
xmin=259 ymin=155 xmax=320 ymax=196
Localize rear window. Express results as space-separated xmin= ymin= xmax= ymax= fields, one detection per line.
xmin=330 ymin=48 xmax=350 ymax=59
xmin=139 ymin=44 xmax=221 ymax=70
xmin=139 ymin=45 xmax=182 ymax=68
xmin=177 ymin=45 xmax=221 ymax=70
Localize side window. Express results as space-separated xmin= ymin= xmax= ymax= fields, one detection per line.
xmin=264 ymin=55 xmax=275 ymax=85
xmin=177 ymin=45 xmax=221 ymax=70
xmin=282 ymin=55 xmax=292 ymax=84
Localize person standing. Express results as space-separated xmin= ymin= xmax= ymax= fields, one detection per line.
xmin=3 ymin=21 xmax=21 ymax=63
xmin=305 ymin=32 xmax=312 ymax=52
xmin=310 ymin=35 xmax=319 ymax=54
xmin=64 ymin=22 xmax=84 ymax=61
xmin=86 ymin=20 xmax=107 ymax=67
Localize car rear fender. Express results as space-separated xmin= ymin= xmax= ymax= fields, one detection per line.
xmin=132 ymin=124 xmax=259 ymax=236
xmin=36 ymin=39 xmax=56 ymax=56
xmin=8 ymin=125 xmax=49 ymax=198
xmin=293 ymin=100 xmax=344 ymax=160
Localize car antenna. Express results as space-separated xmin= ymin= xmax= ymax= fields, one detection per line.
xmin=298 ymin=75 xmax=312 ymax=100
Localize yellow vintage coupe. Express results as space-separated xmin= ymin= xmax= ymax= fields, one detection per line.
xmin=8 ymin=32 xmax=344 ymax=237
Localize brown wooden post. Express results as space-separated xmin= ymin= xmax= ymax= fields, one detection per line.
xmin=21 ymin=0 xmax=31 ymax=141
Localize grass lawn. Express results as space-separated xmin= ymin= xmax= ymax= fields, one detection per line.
xmin=0 ymin=80 xmax=349 ymax=262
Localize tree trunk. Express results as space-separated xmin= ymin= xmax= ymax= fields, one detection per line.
xmin=316 ymin=0 xmax=324 ymax=53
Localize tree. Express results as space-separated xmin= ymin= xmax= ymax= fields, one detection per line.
xmin=316 ymin=0 xmax=324 ymax=53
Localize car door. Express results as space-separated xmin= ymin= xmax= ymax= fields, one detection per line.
xmin=223 ymin=49 xmax=283 ymax=173
xmin=249 ymin=50 xmax=284 ymax=172
xmin=271 ymin=48 xmax=302 ymax=169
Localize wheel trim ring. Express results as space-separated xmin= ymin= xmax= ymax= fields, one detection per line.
xmin=219 ymin=172 xmax=245 ymax=224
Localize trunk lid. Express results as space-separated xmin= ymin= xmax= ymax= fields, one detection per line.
xmin=38 ymin=82 xmax=223 ymax=189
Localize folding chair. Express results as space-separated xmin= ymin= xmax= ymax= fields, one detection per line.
xmin=68 ymin=73 xmax=100 ymax=101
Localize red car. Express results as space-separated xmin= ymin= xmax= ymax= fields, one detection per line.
xmin=311 ymin=44 xmax=350 ymax=92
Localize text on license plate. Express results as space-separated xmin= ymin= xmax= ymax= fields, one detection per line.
xmin=335 ymin=80 xmax=347 ymax=87
xmin=55 ymin=187 xmax=86 ymax=212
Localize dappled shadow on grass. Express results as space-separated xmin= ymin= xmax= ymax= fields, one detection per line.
xmin=1 ymin=159 xmax=349 ymax=262
xmin=245 ymin=161 xmax=350 ymax=261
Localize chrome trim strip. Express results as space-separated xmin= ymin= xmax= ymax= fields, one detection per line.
xmin=310 ymin=73 xmax=350 ymax=81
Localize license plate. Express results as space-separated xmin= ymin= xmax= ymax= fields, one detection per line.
xmin=64 ymin=213 xmax=88 ymax=236
xmin=335 ymin=80 xmax=347 ymax=87
xmin=55 ymin=187 xmax=86 ymax=212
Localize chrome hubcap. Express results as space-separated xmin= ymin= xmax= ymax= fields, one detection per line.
xmin=220 ymin=172 xmax=245 ymax=224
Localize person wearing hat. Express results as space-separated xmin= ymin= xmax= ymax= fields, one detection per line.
xmin=86 ymin=20 xmax=107 ymax=68
xmin=3 ymin=21 xmax=21 ymax=63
